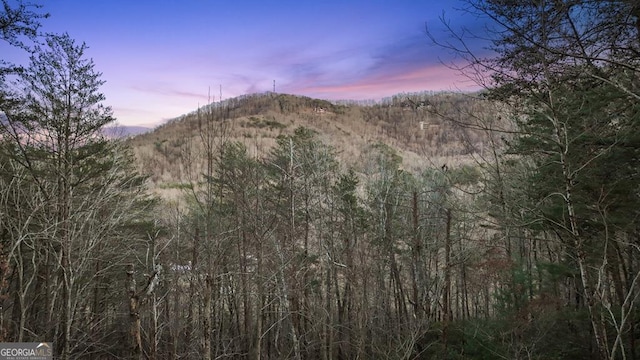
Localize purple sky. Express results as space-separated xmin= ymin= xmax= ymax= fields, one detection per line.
xmin=2 ymin=1 xmax=484 ymax=126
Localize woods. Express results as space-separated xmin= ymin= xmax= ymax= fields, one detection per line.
xmin=1 ymin=0 xmax=640 ymax=359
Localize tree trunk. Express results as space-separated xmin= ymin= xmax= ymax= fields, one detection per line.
xmin=556 ymin=121 xmax=608 ymax=360
xmin=149 ymin=294 xmax=158 ymax=360
xmin=60 ymin=243 xmax=71 ymax=360
xmin=442 ymin=209 xmax=452 ymax=357
xmin=253 ymin=237 xmax=264 ymax=360
xmin=127 ymin=264 xmax=142 ymax=360
xmin=203 ymin=275 xmax=212 ymax=360
xmin=411 ymin=191 xmax=423 ymax=319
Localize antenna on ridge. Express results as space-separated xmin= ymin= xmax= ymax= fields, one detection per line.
xmin=273 ymin=80 xmax=276 ymax=93
xmin=208 ymin=86 xmax=211 ymax=104
xmin=220 ymin=85 xmax=222 ymax=102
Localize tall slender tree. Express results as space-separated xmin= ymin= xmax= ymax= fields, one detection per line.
xmin=436 ymin=1 xmax=640 ymax=358
xmin=1 ymin=33 xmax=151 ymax=359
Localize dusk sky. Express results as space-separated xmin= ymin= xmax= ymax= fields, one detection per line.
xmin=2 ymin=1 xmax=485 ymax=126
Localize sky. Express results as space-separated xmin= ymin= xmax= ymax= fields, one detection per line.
xmin=2 ymin=1 xmax=485 ymax=127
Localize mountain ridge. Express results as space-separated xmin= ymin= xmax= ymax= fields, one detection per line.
xmin=103 ymin=125 xmax=152 ymax=138
xmin=126 ymin=91 xmax=492 ymax=197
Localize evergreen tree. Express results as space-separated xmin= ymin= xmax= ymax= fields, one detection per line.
xmin=454 ymin=1 xmax=640 ymax=358
xmin=0 ymin=33 xmax=151 ymax=359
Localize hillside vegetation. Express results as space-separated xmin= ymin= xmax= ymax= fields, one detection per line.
xmin=2 ymin=1 xmax=639 ymax=359
xmin=129 ymin=91 xmax=492 ymax=193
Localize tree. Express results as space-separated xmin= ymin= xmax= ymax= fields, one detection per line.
xmin=264 ymin=127 xmax=338 ymax=359
xmin=210 ymin=140 xmax=267 ymax=359
xmin=0 ymin=33 xmax=151 ymax=359
xmin=434 ymin=1 xmax=640 ymax=358
xmin=0 ymin=0 xmax=47 ymax=49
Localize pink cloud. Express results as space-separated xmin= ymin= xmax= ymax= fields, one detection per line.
xmin=291 ymin=63 xmax=480 ymax=100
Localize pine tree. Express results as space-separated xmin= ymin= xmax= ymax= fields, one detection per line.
xmin=1 ymin=33 xmax=151 ymax=359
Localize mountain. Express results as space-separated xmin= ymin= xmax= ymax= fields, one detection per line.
xmin=126 ymin=91 xmax=495 ymax=196
xmin=102 ymin=125 xmax=152 ymax=138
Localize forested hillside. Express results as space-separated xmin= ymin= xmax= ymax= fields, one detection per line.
xmin=1 ymin=1 xmax=639 ymax=359
xmin=123 ymin=92 xmax=499 ymax=359
xmin=128 ymin=91 xmax=490 ymax=195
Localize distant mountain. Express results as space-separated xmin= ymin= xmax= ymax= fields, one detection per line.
xmin=2 ymin=113 xmax=152 ymax=139
xmin=126 ymin=91 xmax=496 ymax=191
xmin=102 ymin=125 xmax=151 ymax=138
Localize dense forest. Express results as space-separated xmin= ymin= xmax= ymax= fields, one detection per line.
xmin=1 ymin=1 xmax=639 ymax=359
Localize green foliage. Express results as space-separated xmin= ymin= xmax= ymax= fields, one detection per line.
xmin=0 ymin=30 xmax=152 ymax=358
xmin=470 ymin=1 xmax=640 ymax=358
xmin=333 ymin=168 xmax=369 ymax=233
xmin=159 ymin=182 xmax=193 ymax=190
xmin=245 ymin=116 xmax=287 ymax=130
xmin=493 ymin=260 xmax=532 ymax=314
xmin=6 ymin=1 xmax=640 ymax=358
xmin=361 ymin=142 xmax=403 ymax=172
xmin=437 ymin=312 xmax=593 ymax=360
xmin=449 ymin=164 xmax=481 ymax=186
